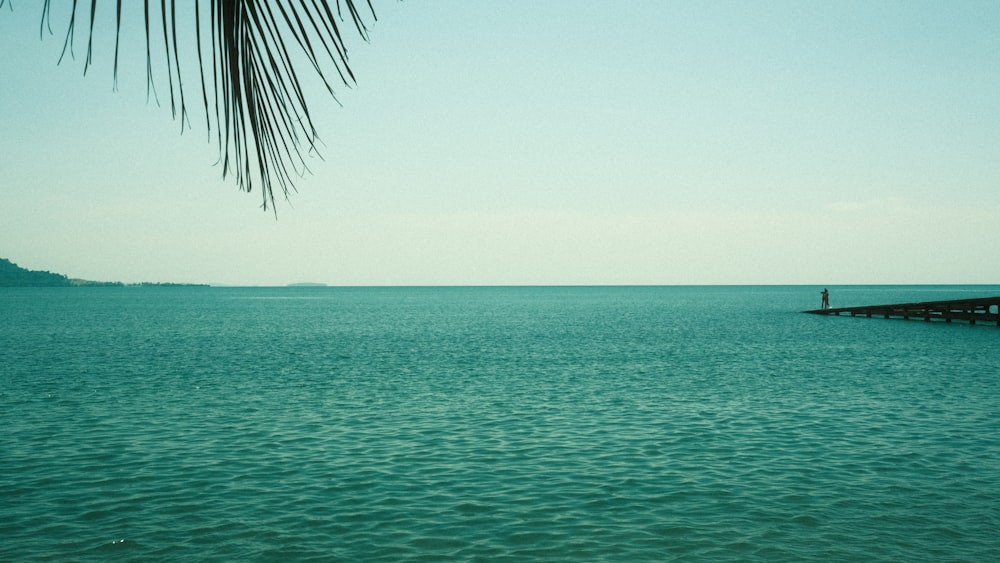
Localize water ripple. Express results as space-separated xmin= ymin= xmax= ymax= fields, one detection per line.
xmin=2 ymin=287 xmax=999 ymax=561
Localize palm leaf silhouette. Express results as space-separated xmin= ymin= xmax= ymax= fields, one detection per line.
xmin=5 ymin=0 xmax=377 ymax=211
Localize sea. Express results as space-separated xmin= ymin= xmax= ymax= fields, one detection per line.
xmin=2 ymin=285 xmax=998 ymax=562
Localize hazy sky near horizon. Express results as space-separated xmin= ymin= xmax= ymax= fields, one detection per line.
xmin=2 ymin=1 xmax=998 ymax=285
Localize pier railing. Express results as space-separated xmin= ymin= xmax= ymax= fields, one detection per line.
xmin=804 ymin=296 xmax=1000 ymax=326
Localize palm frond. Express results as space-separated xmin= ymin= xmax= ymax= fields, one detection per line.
xmin=17 ymin=0 xmax=378 ymax=211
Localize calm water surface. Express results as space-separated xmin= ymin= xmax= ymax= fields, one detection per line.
xmin=2 ymin=286 xmax=999 ymax=561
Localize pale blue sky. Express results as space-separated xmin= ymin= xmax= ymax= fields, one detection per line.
xmin=1 ymin=1 xmax=998 ymax=285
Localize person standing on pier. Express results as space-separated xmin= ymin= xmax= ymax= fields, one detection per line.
xmin=821 ymin=288 xmax=830 ymax=310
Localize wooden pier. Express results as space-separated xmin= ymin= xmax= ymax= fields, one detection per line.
xmin=805 ymin=296 xmax=1000 ymax=326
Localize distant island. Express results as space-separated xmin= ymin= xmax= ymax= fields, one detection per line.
xmin=0 ymin=258 xmax=207 ymax=287
xmin=287 ymin=282 xmax=328 ymax=287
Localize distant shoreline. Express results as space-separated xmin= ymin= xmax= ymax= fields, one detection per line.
xmin=0 ymin=258 xmax=207 ymax=288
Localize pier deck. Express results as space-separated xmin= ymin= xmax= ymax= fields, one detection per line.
xmin=805 ymin=296 xmax=1000 ymax=326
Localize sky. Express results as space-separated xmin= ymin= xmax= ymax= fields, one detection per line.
xmin=1 ymin=0 xmax=998 ymax=286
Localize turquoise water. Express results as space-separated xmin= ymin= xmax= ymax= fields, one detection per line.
xmin=2 ymin=285 xmax=999 ymax=561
